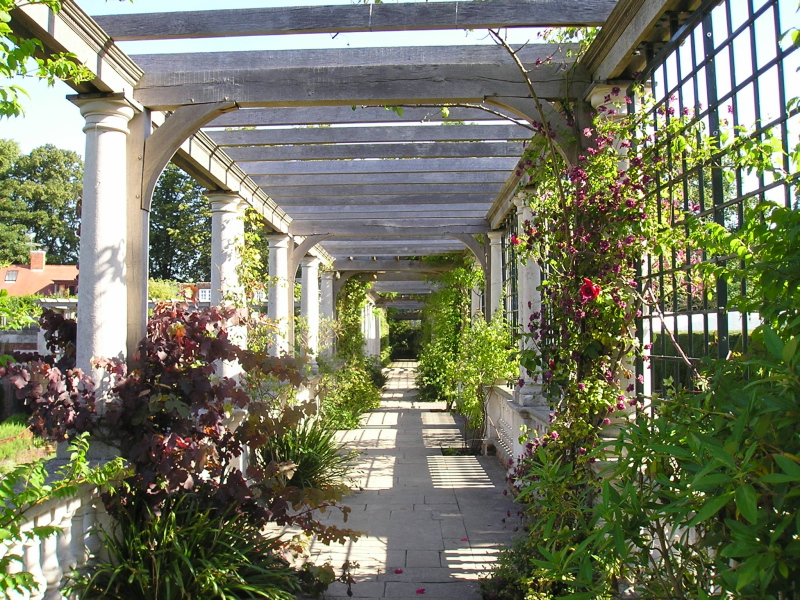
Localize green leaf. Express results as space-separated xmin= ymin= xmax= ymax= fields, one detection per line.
xmin=774 ymin=454 xmax=800 ymax=479
xmin=686 ymin=492 xmax=733 ymax=527
xmin=735 ymin=484 xmax=758 ymax=524
xmin=782 ymin=336 xmax=799 ymax=363
xmin=761 ymin=326 xmax=785 ymax=360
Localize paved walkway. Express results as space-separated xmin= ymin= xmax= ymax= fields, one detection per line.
xmin=309 ymin=360 xmax=518 ymax=599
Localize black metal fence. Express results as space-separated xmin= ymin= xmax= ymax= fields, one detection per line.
xmin=635 ymin=0 xmax=799 ymax=397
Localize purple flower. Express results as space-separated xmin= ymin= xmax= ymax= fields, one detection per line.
xmin=602 ymin=418 xmax=612 ymax=426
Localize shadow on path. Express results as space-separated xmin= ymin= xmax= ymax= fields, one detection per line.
xmin=309 ymin=360 xmax=519 ymax=600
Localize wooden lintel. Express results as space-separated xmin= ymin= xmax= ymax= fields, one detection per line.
xmin=208 ymin=124 xmax=530 ymax=147
xmin=96 ymin=1 xmax=616 ymax=41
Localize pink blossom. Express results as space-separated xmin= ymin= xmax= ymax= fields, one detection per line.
xmin=395 ymin=569 xmax=404 ymax=574
xmin=416 ymin=589 xmax=426 ymax=595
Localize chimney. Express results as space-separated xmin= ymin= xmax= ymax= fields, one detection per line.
xmin=30 ymin=250 xmax=45 ymax=271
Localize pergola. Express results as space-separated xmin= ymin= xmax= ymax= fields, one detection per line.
xmin=9 ymin=0 xmax=688 ymax=373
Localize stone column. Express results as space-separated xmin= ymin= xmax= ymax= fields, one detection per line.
xmin=209 ymin=192 xmax=245 ymax=306
xmin=74 ymin=98 xmax=135 ymax=378
xmin=300 ymin=257 xmax=320 ymax=371
xmin=267 ymin=235 xmax=291 ymax=355
xmin=209 ymin=192 xmax=246 ymax=381
xmin=320 ymin=270 xmax=335 ymax=357
xmin=590 ymin=84 xmax=636 ymax=457
xmin=513 ymin=198 xmax=547 ymax=410
xmin=487 ymin=230 xmax=504 ymax=319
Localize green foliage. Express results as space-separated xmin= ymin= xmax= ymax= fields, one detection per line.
xmin=0 ymin=0 xmax=95 ymax=118
xmin=238 ymin=209 xmax=272 ymax=304
xmin=254 ymin=416 xmax=356 ymax=491
xmin=317 ymin=361 xmax=381 ymax=431
xmin=0 ymin=413 xmax=52 ymax=473
xmin=149 ymin=164 xmax=211 ymax=282
xmin=69 ymin=494 xmax=305 ymax=600
xmin=0 ymin=140 xmax=82 ymax=264
xmin=315 ymin=279 xmax=383 ymax=430
xmin=147 ymin=278 xmax=182 ymax=301
xmin=0 ymin=290 xmax=39 ymax=329
xmin=454 ymin=313 xmax=516 ymax=449
xmin=387 ymin=313 xmax=421 ymax=360
xmin=0 ymin=433 xmax=128 ymax=597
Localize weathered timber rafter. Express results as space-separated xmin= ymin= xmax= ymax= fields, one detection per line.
xmin=94 ymin=0 xmax=616 ymax=41
xmin=131 ymin=45 xmax=588 ymax=110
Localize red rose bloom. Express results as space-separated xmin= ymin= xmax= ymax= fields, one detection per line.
xmin=580 ymin=278 xmax=601 ymax=303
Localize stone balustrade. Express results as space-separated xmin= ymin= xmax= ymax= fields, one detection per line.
xmin=4 ymin=484 xmax=107 ymax=600
xmin=485 ymin=385 xmax=549 ymax=467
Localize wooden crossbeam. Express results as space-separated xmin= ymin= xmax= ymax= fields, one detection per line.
xmin=275 ymin=194 xmax=491 ymax=206
xmin=207 ymin=106 xmax=511 ymax=128
xmin=208 ymin=124 xmax=530 ymax=146
xmin=289 ymin=219 xmax=489 ymax=236
xmin=285 ymin=204 xmax=490 ymax=216
xmin=94 ymin=1 xmax=615 ymax=41
xmin=253 ymin=171 xmax=508 ymax=187
xmin=237 ymin=157 xmax=518 ymax=176
xmin=132 ymin=45 xmax=587 ymax=109
xmin=226 ymin=142 xmax=524 ymax=161
xmin=263 ymin=183 xmax=501 ymax=197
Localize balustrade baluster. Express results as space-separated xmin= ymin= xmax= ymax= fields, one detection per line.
xmin=38 ymin=508 xmax=64 ymax=600
xmin=21 ymin=524 xmax=46 ymax=600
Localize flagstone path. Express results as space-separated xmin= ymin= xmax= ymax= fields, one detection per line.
xmin=309 ymin=360 xmax=519 ymax=600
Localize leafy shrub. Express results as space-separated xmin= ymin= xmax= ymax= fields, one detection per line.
xmin=0 ymin=434 xmax=128 ymax=598
xmin=0 ymin=413 xmax=52 ymax=472
xmin=254 ymin=416 xmax=356 ymax=490
xmin=317 ymin=360 xmax=381 ymax=430
xmin=147 ymin=278 xmax=182 ymax=301
xmin=70 ymin=493 xmax=304 ymax=600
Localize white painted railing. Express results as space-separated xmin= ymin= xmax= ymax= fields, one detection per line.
xmin=4 ymin=484 xmax=108 ymax=600
xmin=485 ymin=385 xmax=550 ymax=467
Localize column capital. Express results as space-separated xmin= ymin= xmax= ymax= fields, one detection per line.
xmin=74 ymin=97 xmax=136 ymax=135
xmin=266 ymin=234 xmax=292 ymax=249
xmin=487 ymin=230 xmax=504 ymax=244
xmin=320 ymin=270 xmax=336 ymax=281
xmin=207 ymin=191 xmax=244 ymax=213
xmin=588 ymin=83 xmax=629 ymax=115
xmin=300 ymin=256 xmax=321 ymax=269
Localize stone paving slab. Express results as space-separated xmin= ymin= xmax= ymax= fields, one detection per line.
xmin=309 ymin=360 xmax=518 ymax=599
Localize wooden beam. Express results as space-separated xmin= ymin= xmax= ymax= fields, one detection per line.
xmin=208 ymin=124 xmax=530 ymax=146
xmin=264 ymin=183 xmax=501 ymax=198
xmin=326 ymin=245 xmax=461 ymax=257
xmin=582 ymin=0 xmax=674 ymax=82
xmin=253 ymin=172 xmax=509 ymax=187
xmin=132 ymin=45 xmax=588 ymax=109
xmin=95 ymin=1 xmax=616 ymax=41
xmin=276 ymin=194 xmax=491 ymax=206
xmin=226 ymin=141 xmax=525 ymax=161
xmin=335 ymin=260 xmax=450 ymax=272
xmin=285 ymin=204 xmax=489 ymax=216
xmin=207 ymin=105 xmax=512 ymax=128
xmin=289 ymin=219 xmax=489 ymax=236
xmin=239 ymin=157 xmax=518 ymax=176
xmin=289 ymin=209 xmax=489 ymax=220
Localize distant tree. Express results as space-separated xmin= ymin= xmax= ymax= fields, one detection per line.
xmin=0 ymin=139 xmax=30 ymax=265
xmin=0 ymin=140 xmax=82 ymax=265
xmin=149 ymin=164 xmax=211 ymax=282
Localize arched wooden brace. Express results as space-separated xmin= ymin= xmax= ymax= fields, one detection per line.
xmin=333 ymin=271 xmax=360 ymax=305
xmin=290 ymin=234 xmax=333 ymax=275
xmin=488 ymin=97 xmax=579 ymax=166
xmin=449 ymin=233 xmax=487 ymax=273
xmin=140 ymin=101 xmax=238 ymax=211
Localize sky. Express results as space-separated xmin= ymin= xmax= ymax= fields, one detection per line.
xmin=0 ymin=0 xmax=546 ymax=156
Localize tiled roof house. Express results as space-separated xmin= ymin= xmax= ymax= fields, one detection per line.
xmin=0 ymin=250 xmax=78 ymax=297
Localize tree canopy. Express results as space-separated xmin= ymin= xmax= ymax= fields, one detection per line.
xmin=0 ymin=140 xmax=82 ymax=265
xmin=149 ymin=163 xmax=211 ymax=282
